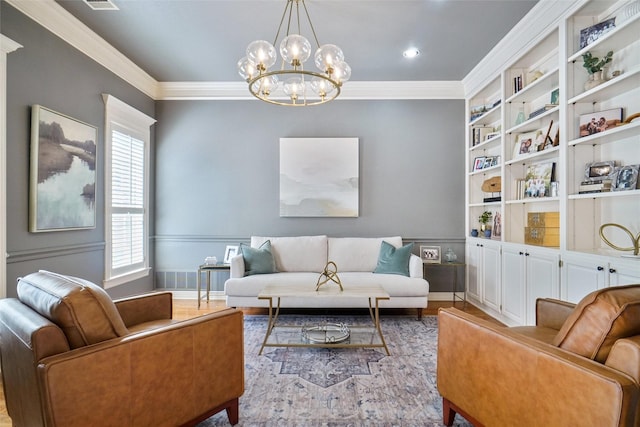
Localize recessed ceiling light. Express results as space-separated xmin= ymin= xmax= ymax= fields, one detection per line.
xmin=403 ymin=48 xmax=420 ymax=58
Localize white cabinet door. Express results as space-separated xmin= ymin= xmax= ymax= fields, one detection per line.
xmin=466 ymin=241 xmax=482 ymax=302
xmin=608 ymin=260 xmax=640 ymax=286
xmin=525 ymin=249 xmax=560 ymax=325
xmin=482 ymin=241 xmax=501 ymax=312
xmin=501 ymin=245 xmax=526 ymax=325
xmin=561 ymin=253 xmax=607 ymax=303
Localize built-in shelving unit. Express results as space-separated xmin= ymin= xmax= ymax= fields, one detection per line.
xmin=464 ymin=0 xmax=640 ymax=326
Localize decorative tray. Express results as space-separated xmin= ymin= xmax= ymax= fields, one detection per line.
xmin=301 ymin=323 xmax=350 ymax=344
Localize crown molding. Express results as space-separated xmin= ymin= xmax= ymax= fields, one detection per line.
xmin=5 ymin=0 xmax=158 ymax=99
xmin=157 ymin=80 xmax=464 ymax=101
xmin=462 ymin=0 xmax=582 ymax=97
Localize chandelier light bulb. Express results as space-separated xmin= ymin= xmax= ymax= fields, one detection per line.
xmin=331 ymin=60 xmax=351 ymax=84
xmin=237 ymin=56 xmax=258 ymax=81
xmin=252 ymin=75 xmax=280 ymax=97
xmin=311 ymin=77 xmax=336 ymax=99
xmin=280 ymin=34 xmax=311 ymax=67
xmin=283 ymin=76 xmax=305 ymax=101
xmin=314 ymin=44 xmax=344 ymax=74
xmin=246 ymin=40 xmax=277 ymax=70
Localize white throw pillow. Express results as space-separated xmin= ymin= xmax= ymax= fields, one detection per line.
xmin=328 ymin=237 xmax=403 ymax=272
xmin=251 ymin=235 xmax=328 ymax=273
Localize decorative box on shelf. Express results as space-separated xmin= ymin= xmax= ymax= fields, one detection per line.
xmin=525 ymin=226 xmax=560 ymax=247
xmin=525 ymin=212 xmax=560 ymax=247
xmin=527 ymin=212 xmax=559 ymax=228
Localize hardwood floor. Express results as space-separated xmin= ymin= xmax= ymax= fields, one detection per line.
xmin=0 ymin=298 xmax=500 ymax=426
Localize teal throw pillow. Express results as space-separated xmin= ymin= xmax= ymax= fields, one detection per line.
xmin=240 ymin=240 xmax=277 ymax=276
xmin=373 ymin=241 xmax=413 ymax=276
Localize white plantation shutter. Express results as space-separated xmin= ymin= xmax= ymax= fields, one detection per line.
xmin=111 ymin=130 xmax=145 ymax=270
xmin=103 ymin=94 xmax=155 ymax=288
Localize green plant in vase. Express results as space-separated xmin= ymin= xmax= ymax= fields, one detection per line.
xmin=582 ymin=50 xmax=613 ymax=90
xmin=478 ymin=211 xmax=492 ymax=232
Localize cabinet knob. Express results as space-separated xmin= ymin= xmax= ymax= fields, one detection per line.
xmin=609 ymin=268 xmax=616 ymax=274
xmin=519 ymin=251 xmax=524 ymax=255
xmin=525 ymin=252 xmax=530 ymax=256
xmin=597 ymin=266 xmax=604 ymax=271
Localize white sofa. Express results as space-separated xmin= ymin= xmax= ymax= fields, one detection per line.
xmin=224 ymin=235 xmax=429 ymax=316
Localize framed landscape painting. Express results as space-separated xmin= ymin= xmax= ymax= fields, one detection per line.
xmin=30 ymin=105 xmax=97 ymax=232
xmin=280 ymin=137 xmax=359 ymax=217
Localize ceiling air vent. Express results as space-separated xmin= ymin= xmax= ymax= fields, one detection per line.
xmin=83 ymin=0 xmax=119 ymax=11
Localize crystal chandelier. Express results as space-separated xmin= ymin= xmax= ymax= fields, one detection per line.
xmin=237 ymin=0 xmax=351 ymax=106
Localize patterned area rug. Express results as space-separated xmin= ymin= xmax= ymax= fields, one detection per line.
xmin=199 ymin=315 xmax=472 ymax=427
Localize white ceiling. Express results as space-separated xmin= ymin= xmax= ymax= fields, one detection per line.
xmin=54 ymin=0 xmax=538 ymax=83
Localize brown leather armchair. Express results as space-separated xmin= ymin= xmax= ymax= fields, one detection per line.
xmin=437 ymin=284 xmax=640 ymax=427
xmin=0 ymin=270 xmax=244 ymax=426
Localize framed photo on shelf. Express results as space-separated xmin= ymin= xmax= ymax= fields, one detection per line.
xmin=223 ymin=245 xmax=239 ymax=264
xmin=482 ymin=157 xmax=494 ymax=169
xmin=612 ymin=165 xmax=639 ymax=191
xmin=514 ymin=131 xmax=539 ymax=157
xmin=579 ymin=18 xmax=616 ymax=49
xmin=579 ymin=108 xmax=622 ymax=137
xmin=584 ymin=161 xmax=617 ymax=182
xmin=420 ymin=246 xmax=441 ymax=264
xmin=492 ymin=211 xmax=502 ymax=239
xmin=524 ymin=161 xmax=555 ymax=198
xmin=473 ymin=157 xmax=486 ymax=171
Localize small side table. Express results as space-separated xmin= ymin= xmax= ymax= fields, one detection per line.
xmin=197 ymin=264 xmax=231 ymax=309
xmin=423 ymin=262 xmax=466 ymax=305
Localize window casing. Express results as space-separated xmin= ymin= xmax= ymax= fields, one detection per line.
xmin=103 ymin=94 xmax=155 ymax=288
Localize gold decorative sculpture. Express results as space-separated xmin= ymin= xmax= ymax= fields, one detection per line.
xmin=599 ymin=223 xmax=640 ymax=256
xmin=316 ymin=261 xmax=343 ymax=291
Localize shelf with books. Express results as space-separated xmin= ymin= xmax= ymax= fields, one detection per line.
xmin=505 ymin=67 xmax=559 ymax=105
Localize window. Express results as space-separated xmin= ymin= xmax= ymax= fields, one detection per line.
xmin=103 ymin=94 xmax=155 ymax=288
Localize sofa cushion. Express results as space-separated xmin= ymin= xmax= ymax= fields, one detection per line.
xmin=251 ymin=235 xmax=327 ymax=273
xmin=373 ymin=241 xmax=413 ymax=276
xmin=328 ymin=236 xmax=403 ymax=272
xmin=240 ymin=240 xmax=277 ymax=276
xmin=552 ymin=284 xmax=640 ymax=362
xmin=16 ymin=270 xmax=128 ymax=349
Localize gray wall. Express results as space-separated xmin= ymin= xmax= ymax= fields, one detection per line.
xmin=3 ymin=3 xmax=156 ymax=298
xmin=154 ymin=99 xmax=466 ymax=293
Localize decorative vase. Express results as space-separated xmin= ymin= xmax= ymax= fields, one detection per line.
xmin=584 ymin=71 xmax=606 ymax=91
xmin=484 ymin=229 xmax=492 ymax=238
xmin=444 ymin=248 xmax=457 ymax=263
xmin=480 ymin=223 xmax=487 ymax=232
xmin=471 ymin=229 xmax=479 ymax=237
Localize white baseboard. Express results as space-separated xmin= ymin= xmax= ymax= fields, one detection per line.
xmin=168 ymin=290 xmax=226 ymax=301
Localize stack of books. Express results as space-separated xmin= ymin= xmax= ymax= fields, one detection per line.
xmin=528 ymin=104 xmax=557 ymax=119
xmin=578 ymin=180 xmax=612 ymax=194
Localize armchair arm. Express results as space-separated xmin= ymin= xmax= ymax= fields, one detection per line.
xmin=606 ymin=335 xmax=640 ymax=383
xmin=535 ymin=298 xmax=575 ymax=329
xmin=229 ymin=254 xmax=245 ymax=279
xmin=114 ymin=292 xmax=173 ymax=328
xmin=437 ymin=308 xmax=638 ymax=427
xmin=37 ymin=308 xmax=244 ymax=427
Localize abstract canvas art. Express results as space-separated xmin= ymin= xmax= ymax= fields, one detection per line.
xmin=30 ymin=105 xmax=97 ymax=232
xmin=280 ymin=138 xmax=359 ymax=217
